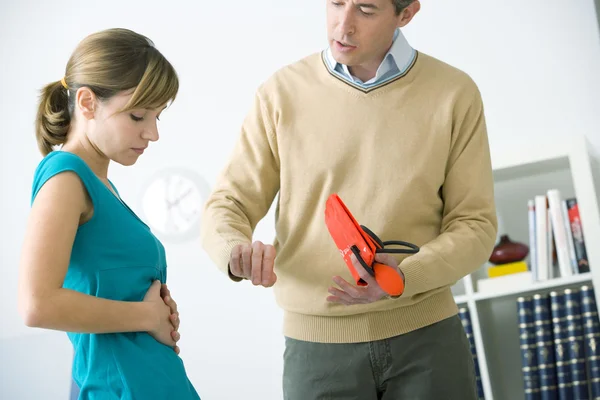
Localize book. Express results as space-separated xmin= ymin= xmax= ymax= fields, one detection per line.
xmin=519 ymin=296 xmax=542 ymax=400
xmin=565 ymin=199 xmax=590 ymax=273
xmin=547 ymin=190 xmax=573 ymax=278
xmin=549 ymin=291 xmax=573 ymax=398
xmin=533 ymin=293 xmax=559 ymax=399
xmin=459 ymin=307 xmax=485 ymax=400
xmin=580 ymin=285 xmax=600 ymax=398
xmin=563 ymin=289 xmax=589 ymax=398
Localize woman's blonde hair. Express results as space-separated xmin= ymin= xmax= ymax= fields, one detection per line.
xmin=35 ymin=28 xmax=179 ymax=155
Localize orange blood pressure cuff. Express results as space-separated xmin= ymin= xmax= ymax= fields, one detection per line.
xmin=324 ymin=193 xmax=419 ymax=297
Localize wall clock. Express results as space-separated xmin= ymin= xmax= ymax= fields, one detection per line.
xmin=140 ymin=167 xmax=211 ymax=243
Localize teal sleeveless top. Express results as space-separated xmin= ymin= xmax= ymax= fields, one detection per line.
xmin=31 ymin=151 xmax=200 ymax=400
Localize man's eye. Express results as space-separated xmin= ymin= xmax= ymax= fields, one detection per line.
xmin=130 ymin=114 xmax=144 ymax=122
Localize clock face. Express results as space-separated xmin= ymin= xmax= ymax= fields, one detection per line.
xmin=140 ymin=168 xmax=211 ymax=242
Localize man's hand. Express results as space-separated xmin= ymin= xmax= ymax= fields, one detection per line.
xmin=327 ymin=253 xmax=404 ymax=305
xmin=161 ymin=284 xmax=181 ymax=354
xmin=229 ymin=241 xmax=277 ymax=287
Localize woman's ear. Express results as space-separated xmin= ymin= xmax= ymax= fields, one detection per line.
xmin=75 ymin=87 xmax=97 ymax=120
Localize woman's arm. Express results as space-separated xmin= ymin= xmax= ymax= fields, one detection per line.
xmin=18 ymin=171 xmax=174 ymax=346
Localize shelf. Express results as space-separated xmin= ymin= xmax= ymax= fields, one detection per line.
xmin=492 ymin=156 xmax=569 ymax=182
xmin=454 ymin=294 xmax=469 ymax=304
xmin=453 ymin=273 xmax=593 ymax=304
xmin=456 ymin=135 xmax=599 ymax=400
xmin=472 ymin=272 xmax=593 ymax=301
xmin=491 ymin=139 xmax=570 ymax=179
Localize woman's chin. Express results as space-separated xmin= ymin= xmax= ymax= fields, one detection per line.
xmin=113 ymin=155 xmax=139 ymax=167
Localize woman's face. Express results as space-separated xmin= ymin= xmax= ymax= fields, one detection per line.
xmin=86 ymin=89 xmax=166 ymax=166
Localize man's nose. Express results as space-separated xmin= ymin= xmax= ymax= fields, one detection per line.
xmin=339 ymin=8 xmax=356 ymax=36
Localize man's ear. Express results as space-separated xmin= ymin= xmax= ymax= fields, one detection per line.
xmin=397 ymin=0 xmax=420 ymax=28
xmin=75 ymin=87 xmax=97 ymax=120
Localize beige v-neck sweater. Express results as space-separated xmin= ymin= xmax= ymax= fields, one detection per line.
xmin=200 ymin=51 xmax=497 ymax=343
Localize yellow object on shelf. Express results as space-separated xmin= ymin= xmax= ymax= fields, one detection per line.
xmin=487 ymin=260 xmax=528 ymax=278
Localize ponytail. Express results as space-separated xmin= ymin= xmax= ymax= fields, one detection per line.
xmin=35 ymin=80 xmax=71 ymax=155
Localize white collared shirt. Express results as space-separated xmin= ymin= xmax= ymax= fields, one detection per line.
xmin=324 ymin=29 xmax=416 ymax=87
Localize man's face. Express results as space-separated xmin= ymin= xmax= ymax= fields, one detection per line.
xmin=326 ymin=0 xmax=414 ymax=72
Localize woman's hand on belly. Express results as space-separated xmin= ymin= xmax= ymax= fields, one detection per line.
xmin=143 ymin=280 xmax=177 ymax=349
xmin=161 ymin=284 xmax=181 ymax=354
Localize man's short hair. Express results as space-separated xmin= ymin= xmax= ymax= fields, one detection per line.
xmin=392 ymin=0 xmax=414 ymax=15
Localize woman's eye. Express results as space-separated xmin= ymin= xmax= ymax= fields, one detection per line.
xmin=130 ymin=114 xmax=144 ymax=122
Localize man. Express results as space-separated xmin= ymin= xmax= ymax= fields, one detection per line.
xmin=201 ymin=1 xmax=497 ymax=398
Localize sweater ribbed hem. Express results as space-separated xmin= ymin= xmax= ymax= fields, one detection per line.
xmin=219 ymin=240 xmax=249 ymax=282
xmin=282 ymin=288 xmax=458 ymax=343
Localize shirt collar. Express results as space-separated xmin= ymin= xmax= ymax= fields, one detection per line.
xmin=325 ymin=28 xmax=414 ymax=85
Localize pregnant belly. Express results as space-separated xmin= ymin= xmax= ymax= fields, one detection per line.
xmin=96 ymin=265 xmax=162 ymax=301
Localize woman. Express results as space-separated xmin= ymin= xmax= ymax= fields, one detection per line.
xmin=18 ymin=28 xmax=200 ymax=399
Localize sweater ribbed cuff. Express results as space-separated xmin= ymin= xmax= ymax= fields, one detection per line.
xmin=399 ymin=258 xmax=429 ymax=298
xmin=219 ymin=240 xmax=250 ymax=283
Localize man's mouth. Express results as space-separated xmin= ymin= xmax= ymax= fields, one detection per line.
xmin=336 ymin=40 xmax=357 ymax=48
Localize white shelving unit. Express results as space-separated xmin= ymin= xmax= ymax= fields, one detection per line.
xmin=453 ymin=135 xmax=600 ymax=400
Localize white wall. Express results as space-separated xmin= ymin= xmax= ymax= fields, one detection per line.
xmin=1 ymin=0 xmax=599 ymax=399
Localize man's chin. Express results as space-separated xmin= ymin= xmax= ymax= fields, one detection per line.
xmin=331 ymin=51 xmax=356 ymax=66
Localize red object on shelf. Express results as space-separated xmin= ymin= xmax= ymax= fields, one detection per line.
xmin=489 ymin=234 xmax=529 ymax=265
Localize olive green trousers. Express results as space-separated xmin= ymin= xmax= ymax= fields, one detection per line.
xmin=282 ymin=315 xmax=478 ymax=400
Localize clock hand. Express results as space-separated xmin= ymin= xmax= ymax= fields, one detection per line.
xmin=174 ymin=207 xmax=198 ymax=222
xmin=167 ymin=188 xmax=193 ymax=209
